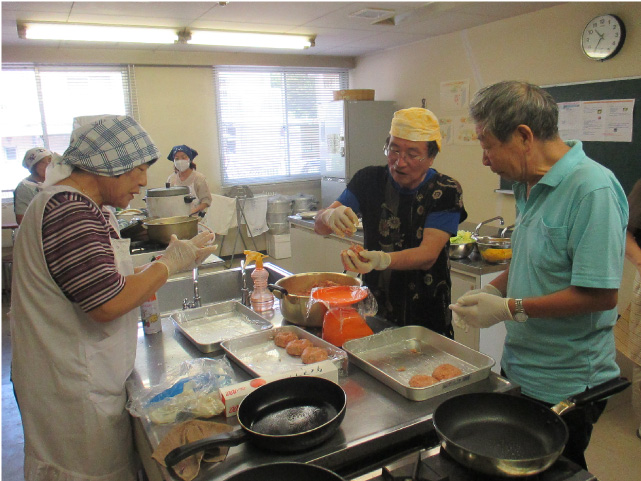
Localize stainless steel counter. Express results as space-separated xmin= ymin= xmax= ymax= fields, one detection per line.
xmin=288 ymin=215 xmax=364 ymax=244
xmin=288 ymin=216 xmax=507 ymax=277
xmin=129 ymin=303 xmax=516 ymax=481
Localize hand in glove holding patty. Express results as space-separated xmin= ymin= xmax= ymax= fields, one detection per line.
xmin=342 ymin=248 xmax=391 ymax=274
xmin=157 ymin=232 xmax=218 ymax=276
xmin=319 ymin=205 xmax=359 ymax=237
xmin=449 ymin=292 xmax=512 ymax=328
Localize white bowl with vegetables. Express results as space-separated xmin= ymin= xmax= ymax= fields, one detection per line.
xmin=449 ymin=231 xmax=476 ymax=259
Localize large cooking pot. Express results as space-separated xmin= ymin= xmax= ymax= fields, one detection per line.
xmin=269 ymin=272 xmax=362 ymax=327
xmin=292 ymin=193 xmax=317 ymax=213
xmin=143 ymin=216 xmax=198 ymax=245
xmin=433 ymin=377 xmax=630 ymax=477
xmin=165 ymin=377 xmax=346 ymax=468
xmin=146 ymin=186 xmax=195 ymax=218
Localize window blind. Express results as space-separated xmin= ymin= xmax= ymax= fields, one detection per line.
xmin=214 ymin=66 xmax=348 ymax=186
xmin=1 ymin=63 xmax=135 ymax=193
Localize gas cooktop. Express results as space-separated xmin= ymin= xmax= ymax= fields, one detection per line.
xmin=359 ymin=445 xmax=596 ymax=481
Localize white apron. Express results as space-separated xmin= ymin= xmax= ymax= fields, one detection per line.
xmin=10 ymin=185 xmax=139 ymax=481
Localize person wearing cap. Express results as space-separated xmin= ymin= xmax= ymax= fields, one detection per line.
xmin=167 ymin=144 xmax=212 ymax=215
xmin=13 ymin=147 xmax=54 ymax=224
xmin=10 ymin=115 xmax=218 ymax=481
xmin=449 ymin=81 xmax=627 ymax=469
xmin=315 ymin=107 xmax=467 ymax=336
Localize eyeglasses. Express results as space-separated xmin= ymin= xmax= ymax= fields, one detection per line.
xmin=384 ymin=146 xmax=427 ymax=164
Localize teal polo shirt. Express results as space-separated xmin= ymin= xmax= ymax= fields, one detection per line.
xmin=503 ymin=140 xmax=628 ymax=403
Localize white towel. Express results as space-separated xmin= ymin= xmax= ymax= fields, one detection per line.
xmin=240 ymin=195 xmax=269 ymax=237
xmin=204 ymin=194 xmax=237 ymax=235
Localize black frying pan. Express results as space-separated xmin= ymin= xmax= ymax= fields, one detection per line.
xmin=433 ymin=377 xmax=630 ymax=477
xmin=224 ymin=462 xmax=345 ymax=481
xmin=165 ymin=376 xmax=346 ymax=468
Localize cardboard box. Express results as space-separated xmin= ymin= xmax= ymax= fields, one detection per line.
xmin=219 ymin=360 xmax=338 ymax=417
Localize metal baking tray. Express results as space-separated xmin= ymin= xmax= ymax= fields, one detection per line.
xmin=170 ymin=301 xmax=273 ymax=353
xmin=221 ymin=325 xmax=349 ymax=377
xmin=342 ymin=325 xmax=495 ymax=401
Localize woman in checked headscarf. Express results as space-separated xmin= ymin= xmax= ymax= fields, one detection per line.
xmin=10 ymin=115 xmax=217 ymax=481
xmin=315 ymin=108 xmax=467 ymax=336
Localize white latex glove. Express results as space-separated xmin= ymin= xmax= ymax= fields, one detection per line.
xmin=342 ymin=249 xmax=391 ymax=274
xmin=156 ymin=233 xmax=218 ymax=276
xmin=459 ymin=284 xmax=503 ymax=299
xmin=451 ymin=284 xmax=504 ymax=332
xmin=320 ymin=205 xmax=359 ymax=237
xmin=449 ymin=293 xmax=513 ymax=328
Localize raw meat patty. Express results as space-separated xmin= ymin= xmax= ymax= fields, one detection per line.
xmin=274 ymin=331 xmax=299 ymax=348
xmin=409 ymin=374 xmax=439 ymax=388
xmin=301 ymin=346 xmax=329 ymax=364
xmin=432 ymin=363 xmax=463 ymax=381
xmin=285 ymin=338 xmax=313 ymax=356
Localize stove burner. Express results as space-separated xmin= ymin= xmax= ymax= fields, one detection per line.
xmin=380 ymin=446 xmax=595 ymax=481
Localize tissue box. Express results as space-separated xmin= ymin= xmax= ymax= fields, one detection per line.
xmin=219 ymin=360 xmax=338 ymax=417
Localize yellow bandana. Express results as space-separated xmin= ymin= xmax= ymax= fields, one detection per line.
xmin=389 ymin=108 xmax=442 ymax=152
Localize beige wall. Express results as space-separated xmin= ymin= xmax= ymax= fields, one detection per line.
xmin=2 ymin=45 xmax=353 ymax=249
xmin=2 ymin=46 xmax=355 ymax=209
xmin=350 ymin=1 xmax=641 ymax=310
xmin=351 ymin=1 xmax=641 ymax=225
xmin=3 ymin=2 xmax=641 ymax=288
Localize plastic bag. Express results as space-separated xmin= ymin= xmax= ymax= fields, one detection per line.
xmin=126 ymin=358 xmax=236 ymax=424
xmin=307 ymin=285 xmax=378 ymax=316
xmin=306 ymin=285 xmax=378 ymax=347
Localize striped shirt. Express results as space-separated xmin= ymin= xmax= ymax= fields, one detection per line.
xmin=42 ymin=192 xmax=125 ymax=312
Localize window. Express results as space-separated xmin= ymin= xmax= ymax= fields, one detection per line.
xmin=214 ymin=66 xmax=348 ymax=186
xmin=0 ymin=64 xmax=136 ymax=193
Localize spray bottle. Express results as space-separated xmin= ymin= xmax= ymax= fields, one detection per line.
xmin=244 ymin=250 xmax=274 ymax=312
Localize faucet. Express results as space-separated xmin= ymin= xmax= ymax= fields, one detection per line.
xmin=474 ymin=216 xmax=505 ymax=237
xmin=182 ymin=267 xmax=202 ymax=309
xmin=500 ymin=224 xmax=515 ymax=238
xmin=240 ymin=260 xmax=251 ymax=307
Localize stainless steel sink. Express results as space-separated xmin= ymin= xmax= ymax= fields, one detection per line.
xmin=156 ymin=263 xmax=289 ymax=314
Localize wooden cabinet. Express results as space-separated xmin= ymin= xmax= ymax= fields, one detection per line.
xmin=289 ymin=222 xmax=363 ymax=274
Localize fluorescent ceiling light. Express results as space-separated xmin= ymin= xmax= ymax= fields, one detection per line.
xmin=187 ymin=30 xmax=313 ymax=50
xmin=21 ymin=22 xmax=178 ymax=44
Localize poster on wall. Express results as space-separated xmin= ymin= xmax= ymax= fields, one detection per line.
xmin=439 ymin=116 xmax=477 ymax=146
xmin=558 ymin=99 xmax=634 ymax=142
xmin=440 ymin=79 xmax=470 ymax=111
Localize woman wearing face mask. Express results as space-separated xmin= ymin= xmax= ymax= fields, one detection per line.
xmin=166 ymin=144 xmax=212 ymax=215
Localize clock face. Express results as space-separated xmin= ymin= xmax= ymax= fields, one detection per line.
xmin=582 ymin=14 xmax=626 ymax=61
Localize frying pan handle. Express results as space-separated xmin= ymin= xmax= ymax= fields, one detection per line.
xmin=164 ymin=428 xmax=247 ymax=468
xmin=269 ymin=284 xmax=288 ymax=299
xmin=554 ymin=377 xmax=631 ymax=415
xmin=569 ymin=377 xmax=630 ymax=406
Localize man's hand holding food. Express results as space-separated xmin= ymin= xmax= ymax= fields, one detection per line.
xmin=319 ymin=205 xmax=359 ymax=237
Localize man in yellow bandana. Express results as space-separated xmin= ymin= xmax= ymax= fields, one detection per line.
xmin=315 ymin=107 xmax=467 ymax=336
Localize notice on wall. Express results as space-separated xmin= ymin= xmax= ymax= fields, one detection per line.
xmin=439 ymin=116 xmax=478 ymax=146
xmin=558 ymin=99 xmax=634 ymax=142
xmin=440 ymin=79 xmax=470 ymax=111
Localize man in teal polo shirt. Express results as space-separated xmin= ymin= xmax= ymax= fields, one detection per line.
xmin=450 ymin=80 xmax=628 ymax=470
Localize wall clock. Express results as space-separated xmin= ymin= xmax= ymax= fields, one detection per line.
xmin=581 ymin=14 xmax=626 ymax=61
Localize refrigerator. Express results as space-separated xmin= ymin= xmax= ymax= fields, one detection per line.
xmin=319 ymin=100 xmax=397 ymax=208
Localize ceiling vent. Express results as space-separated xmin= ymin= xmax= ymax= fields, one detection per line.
xmin=349 ymin=8 xmax=395 ymax=21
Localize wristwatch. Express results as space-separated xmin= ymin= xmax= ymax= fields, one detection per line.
xmin=514 ymin=299 xmax=528 ymax=323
